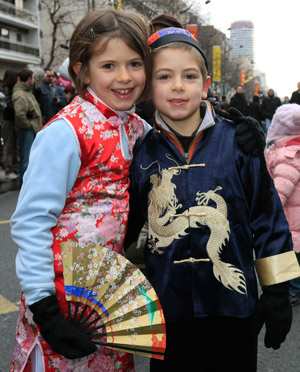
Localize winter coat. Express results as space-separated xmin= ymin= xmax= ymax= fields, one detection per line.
xmin=127 ymin=102 xmax=298 ymax=323
xmin=261 ymin=95 xmax=282 ymax=120
xmin=290 ymin=90 xmax=300 ymax=105
xmin=229 ymin=93 xmax=248 ymax=115
xmin=265 ymin=136 xmax=300 ymax=253
xmin=12 ymin=81 xmax=42 ymax=133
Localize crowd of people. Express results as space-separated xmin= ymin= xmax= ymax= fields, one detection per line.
xmin=0 ymin=8 xmax=299 ymax=372
xmin=0 ymin=67 xmax=76 ymax=183
xmin=213 ymin=83 xmax=300 ymax=135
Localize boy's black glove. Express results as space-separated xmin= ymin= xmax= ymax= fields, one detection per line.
xmin=29 ymin=295 xmax=97 ymax=359
xmin=227 ymin=107 xmax=266 ymax=156
xmin=253 ymin=281 xmax=292 ymax=350
xmin=212 ymin=104 xmax=265 ymax=156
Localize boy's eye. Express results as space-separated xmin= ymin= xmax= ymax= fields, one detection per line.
xmin=186 ymin=74 xmax=196 ymax=79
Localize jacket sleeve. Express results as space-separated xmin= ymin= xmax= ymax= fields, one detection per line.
xmin=11 ymin=119 xmax=81 ymax=306
xmin=12 ymin=94 xmax=31 ymax=128
xmin=271 ymin=158 xmax=300 ymax=207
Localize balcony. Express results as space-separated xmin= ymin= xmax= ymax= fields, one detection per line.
xmin=0 ymin=36 xmax=41 ymax=64
xmin=0 ymin=0 xmax=38 ymax=29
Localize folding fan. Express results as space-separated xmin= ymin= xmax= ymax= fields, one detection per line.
xmin=60 ymin=242 xmax=166 ymax=360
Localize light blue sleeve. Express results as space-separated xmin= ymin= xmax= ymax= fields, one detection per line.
xmin=11 ymin=119 xmax=81 ymax=306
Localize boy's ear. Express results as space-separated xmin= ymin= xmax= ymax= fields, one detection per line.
xmin=202 ymin=76 xmax=211 ymax=99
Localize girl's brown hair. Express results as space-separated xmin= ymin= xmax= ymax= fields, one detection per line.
xmin=68 ymin=8 xmax=152 ymax=102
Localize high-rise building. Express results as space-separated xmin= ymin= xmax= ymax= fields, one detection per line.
xmin=230 ymin=21 xmax=255 ymax=66
xmin=0 ymin=0 xmax=41 ymax=77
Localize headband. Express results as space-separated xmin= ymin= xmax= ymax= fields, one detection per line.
xmin=147 ymin=27 xmax=208 ymax=70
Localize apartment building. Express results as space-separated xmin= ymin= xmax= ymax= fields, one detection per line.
xmin=0 ymin=0 xmax=41 ymax=79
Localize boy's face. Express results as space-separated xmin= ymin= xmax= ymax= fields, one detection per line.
xmin=151 ymin=47 xmax=210 ymax=134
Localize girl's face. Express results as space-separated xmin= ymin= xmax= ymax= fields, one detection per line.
xmin=84 ymin=38 xmax=146 ymax=111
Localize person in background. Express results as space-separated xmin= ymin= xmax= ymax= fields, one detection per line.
xmin=265 ymin=103 xmax=300 ymax=306
xmin=1 ymin=69 xmax=19 ymax=180
xmin=248 ymin=95 xmax=263 ymax=127
xmin=125 ymin=27 xmax=300 ymax=372
xmin=290 ymin=82 xmax=300 ymax=105
xmin=261 ymin=88 xmax=282 ymax=133
xmin=220 ymin=95 xmax=229 ymax=111
xmin=32 ymin=68 xmax=45 ymax=113
xmin=283 ymin=95 xmax=290 ymax=104
xmin=64 ymin=86 xmax=76 ymax=104
xmin=12 ymin=68 xmax=42 ymax=183
xmin=229 ymin=85 xmax=249 ymax=115
xmin=38 ymin=69 xmax=66 ymax=123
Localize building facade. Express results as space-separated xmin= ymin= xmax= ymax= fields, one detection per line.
xmin=230 ymin=20 xmax=255 ymax=66
xmin=0 ymin=0 xmax=41 ymax=79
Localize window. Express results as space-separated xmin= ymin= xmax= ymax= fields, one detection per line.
xmin=1 ymin=28 xmax=9 ymax=38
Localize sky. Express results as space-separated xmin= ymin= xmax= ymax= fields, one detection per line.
xmin=200 ymin=0 xmax=300 ymax=98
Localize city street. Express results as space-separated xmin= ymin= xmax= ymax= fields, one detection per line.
xmin=1 ymin=190 xmax=300 ymax=371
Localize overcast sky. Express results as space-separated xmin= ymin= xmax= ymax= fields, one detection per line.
xmin=202 ymin=0 xmax=299 ymax=98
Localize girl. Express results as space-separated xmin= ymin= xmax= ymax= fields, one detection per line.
xmin=10 ymin=8 xmax=152 ymax=372
xmin=265 ymin=103 xmax=300 ymax=306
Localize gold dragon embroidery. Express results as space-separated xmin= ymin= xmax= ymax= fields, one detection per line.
xmin=147 ymin=163 xmax=247 ymax=295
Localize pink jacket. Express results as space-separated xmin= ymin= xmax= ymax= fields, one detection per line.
xmin=265 ymin=136 xmax=300 ymax=253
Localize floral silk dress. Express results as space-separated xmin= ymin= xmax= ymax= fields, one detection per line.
xmin=10 ymin=89 xmax=147 ymax=372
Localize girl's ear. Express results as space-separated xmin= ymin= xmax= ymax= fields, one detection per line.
xmin=72 ymin=62 xmax=82 ymax=75
xmin=202 ymin=76 xmax=211 ymax=99
xmin=73 ymin=62 xmax=90 ymax=85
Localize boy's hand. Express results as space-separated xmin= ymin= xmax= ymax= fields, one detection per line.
xmin=29 ymin=295 xmax=97 ymax=359
xmin=227 ymin=107 xmax=266 ymax=156
xmin=253 ymin=282 xmax=292 ymax=350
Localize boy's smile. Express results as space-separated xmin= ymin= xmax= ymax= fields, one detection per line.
xmin=151 ymin=48 xmax=210 ymax=135
xmin=84 ymin=38 xmax=146 ymax=111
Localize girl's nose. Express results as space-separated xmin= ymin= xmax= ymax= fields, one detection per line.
xmin=117 ymin=67 xmax=131 ymax=83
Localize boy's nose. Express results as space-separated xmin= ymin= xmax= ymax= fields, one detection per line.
xmin=172 ymin=77 xmax=184 ymax=91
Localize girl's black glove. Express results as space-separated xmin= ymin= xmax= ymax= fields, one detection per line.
xmin=29 ymin=295 xmax=97 ymax=359
xmin=253 ymin=281 xmax=292 ymax=350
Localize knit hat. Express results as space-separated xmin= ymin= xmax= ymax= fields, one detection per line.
xmin=151 ymin=14 xmax=183 ymax=29
xmin=266 ymin=103 xmax=300 ymax=144
xmin=148 ymin=27 xmax=208 ymax=70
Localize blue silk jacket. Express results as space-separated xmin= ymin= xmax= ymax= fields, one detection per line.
xmin=127 ymin=102 xmax=296 ymax=323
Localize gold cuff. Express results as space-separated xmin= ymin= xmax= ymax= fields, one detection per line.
xmin=254 ymin=251 xmax=300 ymax=286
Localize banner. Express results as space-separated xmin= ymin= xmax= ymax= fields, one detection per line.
xmin=186 ymin=24 xmax=198 ymax=40
xmin=254 ymin=83 xmax=260 ymax=95
xmin=117 ymin=0 xmax=122 ymax=10
xmin=240 ymin=70 xmax=247 ymax=86
xmin=212 ymin=45 xmax=221 ymax=82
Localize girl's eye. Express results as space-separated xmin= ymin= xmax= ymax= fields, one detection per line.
xmin=131 ymin=61 xmax=142 ymax=68
xmin=158 ymin=75 xmax=170 ymax=80
xmin=103 ymin=63 xmax=114 ymax=69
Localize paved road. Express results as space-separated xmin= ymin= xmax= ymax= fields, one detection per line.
xmin=1 ymin=190 xmax=300 ymax=371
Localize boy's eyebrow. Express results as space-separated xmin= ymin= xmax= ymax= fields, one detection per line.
xmin=153 ymin=67 xmax=200 ymax=73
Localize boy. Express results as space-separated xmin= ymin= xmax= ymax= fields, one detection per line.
xmin=125 ymin=28 xmax=300 ymax=372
